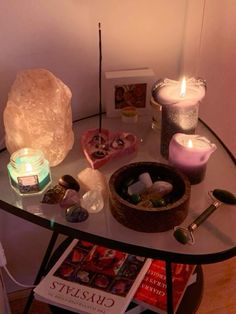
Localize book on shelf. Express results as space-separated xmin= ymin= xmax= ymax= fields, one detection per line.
xmin=134 ymin=260 xmax=196 ymax=314
xmin=34 ymin=239 xmax=152 ymax=314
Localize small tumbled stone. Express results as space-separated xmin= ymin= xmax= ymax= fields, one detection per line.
xmin=129 ymin=194 xmax=141 ymax=204
xmin=65 ymin=204 xmax=89 ymax=223
xmin=92 ymin=150 xmax=107 ymax=159
xmin=148 ymin=181 xmax=173 ymax=196
xmin=58 ymin=175 xmax=80 ymax=192
xmin=137 ymin=200 xmax=153 ymax=208
xmin=138 ymin=172 xmax=153 ymax=189
xmin=141 ymin=191 xmax=163 ymax=201
xmin=81 ymin=190 xmax=104 ymax=213
xmin=41 ymin=185 xmax=66 ymax=204
xmin=111 ymin=137 xmax=124 ymax=149
xmin=151 ymin=198 xmax=166 ymax=207
xmin=90 ymin=134 xmax=106 ymax=145
xmin=127 ymin=181 xmax=146 ymax=195
xmin=60 ymin=189 xmax=81 ymax=208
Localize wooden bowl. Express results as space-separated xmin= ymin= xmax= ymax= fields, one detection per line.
xmin=109 ymin=162 xmax=191 ymax=232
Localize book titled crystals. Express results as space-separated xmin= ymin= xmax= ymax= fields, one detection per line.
xmin=34 ymin=239 xmax=151 ymax=314
xmin=134 ymin=260 xmax=196 ymax=314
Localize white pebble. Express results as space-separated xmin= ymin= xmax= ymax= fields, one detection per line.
xmin=149 ymin=181 xmax=173 ymax=195
xmin=138 ymin=172 xmax=153 ymax=188
xmin=128 ymin=181 xmax=146 ymax=195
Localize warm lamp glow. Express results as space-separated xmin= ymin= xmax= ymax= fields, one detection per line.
xmin=3 ymin=68 xmax=74 ymax=167
xmin=180 ymin=77 xmax=186 ymax=97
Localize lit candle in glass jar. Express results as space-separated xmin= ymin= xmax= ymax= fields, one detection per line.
xmin=152 ymin=77 xmax=206 ymax=158
xmin=7 ymin=148 xmax=51 ymax=195
xmin=169 ymin=133 xmax=216 ymax=184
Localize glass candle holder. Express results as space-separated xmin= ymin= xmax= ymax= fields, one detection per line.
xmin=150 ymin=96 xmax=162 ymax=130
xmin=152 ymin=78 xmax=206 ymax=159
xmin=7 ymin=148 xmax=51 ymax=195
xmin=169 ymin=133 xmax=216 ymax=184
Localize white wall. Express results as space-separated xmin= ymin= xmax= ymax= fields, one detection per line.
xmin=183 ymin=0 xmax=236 ymax=158
xmin=0 ymin=0 xmax=187 ymax=148
xmin=0 ymin=0 xmax=188 ymax=292
xmin=0 ymin=210 xmax=53 ymax=292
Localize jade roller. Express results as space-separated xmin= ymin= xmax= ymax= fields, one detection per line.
xmin=173 ymin=189 xmax=236 ymax=244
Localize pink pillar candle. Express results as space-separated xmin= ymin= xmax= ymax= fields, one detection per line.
xmin=169 ymin=133 xmax=217 ymax=184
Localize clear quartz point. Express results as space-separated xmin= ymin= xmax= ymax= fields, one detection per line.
xmin=81 ymin=190 xmax=104 ymax=213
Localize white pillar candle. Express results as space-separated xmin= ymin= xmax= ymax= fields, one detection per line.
xmin=156 ymin=77 xmax=206 ymax=105
xmin=169 ymin=133 xmax=216 ymax=184
xmin=152 ymin=77 xmax=206 ymax=158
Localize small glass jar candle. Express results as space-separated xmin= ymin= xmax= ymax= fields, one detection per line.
xmin=7 ymin=148 xmax=51 ymax=195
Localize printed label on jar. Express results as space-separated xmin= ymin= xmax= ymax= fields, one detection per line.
xmin=17 ymin=175 xmax=40 ymax=194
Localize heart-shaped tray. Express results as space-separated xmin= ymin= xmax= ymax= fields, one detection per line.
xmin=81 ymin=128 xmax=138 ymax=169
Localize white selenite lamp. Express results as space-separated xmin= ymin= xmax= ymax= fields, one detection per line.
xmin=7 ymin=148 xmax=51 ymax=195
xmin=3 ymin=69 xmax=74 ymax=167
xmin=152 ymin=77 xmax=206 ymax=158
xmin=169 ymin=133 xmax=216 ymax=184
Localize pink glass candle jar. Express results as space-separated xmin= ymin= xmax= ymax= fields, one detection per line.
xmin=152 ymin=77 xmax=206 ymax=158
xmin=169 ymin=133 xmax=217 ymax=184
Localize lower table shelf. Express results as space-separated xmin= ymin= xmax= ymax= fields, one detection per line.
xmin=44 ymin=238 xmax=204 ymax=314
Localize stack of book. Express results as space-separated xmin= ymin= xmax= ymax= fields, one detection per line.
xmin=34 ymin=239 xmax=196 ymax=314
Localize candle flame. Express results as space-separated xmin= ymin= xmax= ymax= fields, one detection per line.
xmin=25 ymin=163 xmax=33 ymax=172
xmin=187 ymin=139 xmax=193 ymax=148
xmin=180 ymin=77 xmax=186 ymax=97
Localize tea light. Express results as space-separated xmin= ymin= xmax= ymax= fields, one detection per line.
xmin=7 ymin=148 xmax=51 ymax=195
xmin=169 ymin=133 xmax=216 ymax=184
xmin=152 ymin=77 xmax=206 ymax=158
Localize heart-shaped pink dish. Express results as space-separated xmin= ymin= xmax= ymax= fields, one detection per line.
xmin=81 ymin=128 xmax=138 ymax=169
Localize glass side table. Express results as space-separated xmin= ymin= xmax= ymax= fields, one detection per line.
xmin=0 ymin=114 xmax=235 ymax=314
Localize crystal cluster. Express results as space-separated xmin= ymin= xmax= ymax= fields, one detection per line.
xmin=77 ymin=167 xmax=108 ymax=198
xmin=3 ymin=68 xmax=74 ymax=166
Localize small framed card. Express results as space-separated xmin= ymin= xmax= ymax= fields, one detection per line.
xmin=104 ymin=68 xmax=156 ymax=117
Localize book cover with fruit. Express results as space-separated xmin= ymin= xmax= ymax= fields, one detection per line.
xmin=134 ymin=260 xmax=196 ymax=314
xmin=34 ymin=239 xmax=151 ymax=314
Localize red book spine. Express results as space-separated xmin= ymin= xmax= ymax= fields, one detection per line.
xmin=134 ymin=260 xmax=196 ymax=313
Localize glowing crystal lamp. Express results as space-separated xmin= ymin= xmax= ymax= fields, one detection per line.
xmin=3 ymin=68 xmax=74 ymax=167
xmin=7 ymin=148 xmax=51 ymax=195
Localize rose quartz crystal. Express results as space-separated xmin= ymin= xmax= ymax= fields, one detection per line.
xmin=3 ymin=68 xmax=74 ymax=166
